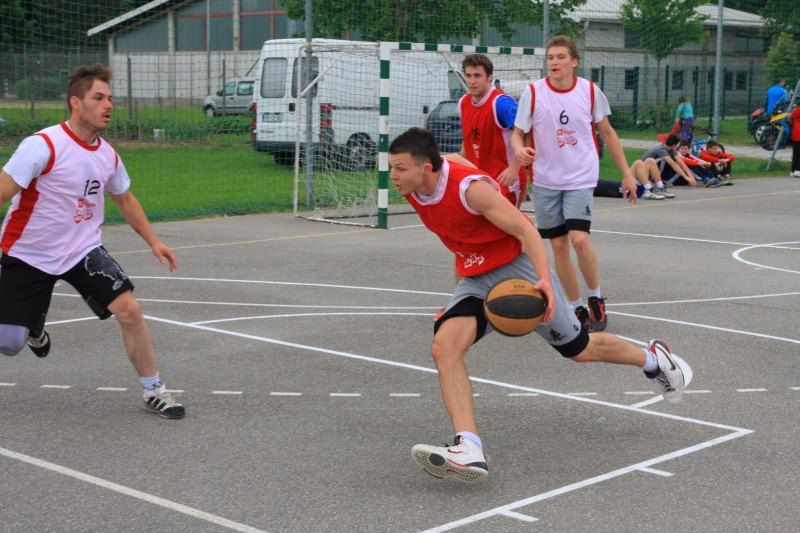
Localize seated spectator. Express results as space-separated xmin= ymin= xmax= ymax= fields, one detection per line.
xmin=629 ymin=158 xmax=675 ymax=199
xmin=699 ymin=140 xmax=735 ymax=185
xmin=676 ymin=141 xmax=720 ymax=187
xmin=641 ymin=134 xmax=697 ymax=187
xmin=594 ymin=178 xmax=647 ymax=199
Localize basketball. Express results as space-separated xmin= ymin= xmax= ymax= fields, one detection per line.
xmin=483 ymin=278 xmax=546 ymax=337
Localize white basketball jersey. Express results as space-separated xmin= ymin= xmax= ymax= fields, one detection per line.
xmin=1 ymin=122 xmax=128 ymax=275
xmin=528 ymin=77 xmax=600 ymax=190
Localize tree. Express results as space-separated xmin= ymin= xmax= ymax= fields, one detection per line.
xmin=765 ymin=33 xmax=800 ymax=83
xmin=761 ymin=0 xmax=800 ymax=41
xmin=282 ymin=0 xmax=585 ymax=43
xmin=620 ymin=0 xmax=708 ymax=129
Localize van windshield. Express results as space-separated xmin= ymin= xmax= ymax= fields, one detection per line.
xmin=261 ymin=58 xmax=287 ymax=98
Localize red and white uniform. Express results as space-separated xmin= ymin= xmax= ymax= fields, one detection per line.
xmin=1 ymin=122 xmax=130 ymax=275
xmin=459 ymin=88 xmax=527 ymax=205
xmin=405 ymin=158 xmax=521 ymax=277
xmin=515 ymin=76 xmax=610 ymax=190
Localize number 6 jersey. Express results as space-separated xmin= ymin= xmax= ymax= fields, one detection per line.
xmin=514 ymin=76 xmax=610 ymax=191
xmin=1 ymin=121 xmax=130 ymax=275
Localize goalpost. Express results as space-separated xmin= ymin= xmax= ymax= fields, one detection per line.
xmin=291 ymin=41 xmax=544 ymax=228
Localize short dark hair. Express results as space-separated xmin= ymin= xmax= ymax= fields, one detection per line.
xmin=678 ymin=95 xmax=687 ymax=103
xmin=546 ymin=35 xmax=580 ymax=61
xmin=705 ymin=140 xmax=720 ymax=149
xmin=67 ymin=63 xmax=113 ymax=112
xmin=679 ymin=140 xmax=691 ymax=148
xmin=462 ymin=54 xmax=493 ymax=77
xmin=388 ymin=128 xmax=442 ymax=171
xmin=665 ymin=134 xmax=680 ymax=147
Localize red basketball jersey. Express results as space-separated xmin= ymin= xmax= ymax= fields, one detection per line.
xmin=405 ymin=158 xmax=522 ymax=277
xmin=459 ymin=88 xmax=527 ymax=206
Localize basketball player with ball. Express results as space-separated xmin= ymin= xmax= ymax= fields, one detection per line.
xmin=388 ymin=127 xmax=684 ymax=483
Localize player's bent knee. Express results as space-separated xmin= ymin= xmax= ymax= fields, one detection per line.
xmin=0 ymin=324 xmax=29 ymax=356
xmin=554 ymin=328 xmax=590 ymax=360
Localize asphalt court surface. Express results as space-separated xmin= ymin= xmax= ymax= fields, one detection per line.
xmin=1 ymin=176 xmax=799 ymax=531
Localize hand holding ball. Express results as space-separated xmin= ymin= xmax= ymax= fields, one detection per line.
xmin=483 ymin=278 xmax=546 ymax=337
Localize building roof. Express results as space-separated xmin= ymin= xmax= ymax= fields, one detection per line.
xmin=570 ymin=0 xmax=764 ymax=28
xmin=87 ymin=0 xmax=181 ymax=36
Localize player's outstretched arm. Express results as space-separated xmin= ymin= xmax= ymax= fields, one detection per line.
xmin=596 ymin=118 xmax=637 ymax=203
xmin=0 ymin=171 xmax=22 ymax=210
xmin=464 ymin=179 xmax=555 ymax=323
xmin=108 ymin=189 xmax=177 ymax=271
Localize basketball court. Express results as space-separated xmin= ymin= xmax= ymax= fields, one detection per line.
xmin=1 ymin=176 xmax=798 ymax=531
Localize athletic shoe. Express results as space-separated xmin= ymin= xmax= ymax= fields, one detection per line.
xmin=411 ymin=435 xmax=488 ymax=483
xmin=27 ymin=329 xmax=50 ymax=358
xmin=704 ymin=177 xmax=720 ymax=188
xmin=433 ymin=306 xmax=445 ymax=322
xmin=653 ymin=187 xmax=675 ymax=198
xmin=143 ymin=383 xmax=185 ymax=419
xmin=642 ymin=189 xmax=665 ymax=200
xmin=791 ymin=171 xmax=800 ymax=178
xmin=587 ymin=296 xmax=607 ymax=332
xmin=575 ymin=305 xmax=591 ymax=332
xmin=644 ymin=339 xmax=684 ymax=405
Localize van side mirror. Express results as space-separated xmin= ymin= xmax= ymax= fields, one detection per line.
xmin=217 ymin=90 xmax=223 ymax=96
xmin=423 ymin=105 xmax=429 ymax=114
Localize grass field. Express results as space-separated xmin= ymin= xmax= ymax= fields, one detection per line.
xmin=0 ymin=138 xmax=790 ymax=224
xmin=616 ymin=118 xmax=754 ymax=145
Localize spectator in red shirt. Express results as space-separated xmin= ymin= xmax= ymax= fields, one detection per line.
xmin=789 ymin=106 xmax=800 ymax=178
xmin=699 ymin=140 xmax=735 ymax=185
xmin=677 ymin=141 xmax=719 ymax=186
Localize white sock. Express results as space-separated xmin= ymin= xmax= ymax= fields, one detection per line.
xmin=570 ymin=298 xmax=584 ymax=309
xmin=456 ymin=431 xmax=483 ymax=451
xmin=587 ymin=287 xmax=602 ymax=299
xmin=644 ymin=183 xmax=653 ymax=190
xmin=655 ymin=181 xmax=665 ymax=188
xmin=643 ymin=348 xmax=659 ymax=373
xmin=139 ymin=373 xmax=162 ymax=390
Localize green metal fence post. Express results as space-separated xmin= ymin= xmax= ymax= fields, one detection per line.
xmin=632 ymin=67 xmax=639 ymax=126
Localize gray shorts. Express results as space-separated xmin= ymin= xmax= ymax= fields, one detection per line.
xmin=435 ymin=254 xmax=588 ymax=357
xmin=532 ymin=185 xmax=593 ymax=239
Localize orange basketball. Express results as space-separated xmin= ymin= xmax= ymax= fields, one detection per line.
xmin=483 ymin=278 xmax=545 ymax=337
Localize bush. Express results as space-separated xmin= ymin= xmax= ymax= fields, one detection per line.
xmin=14 ymin=77 xmax=64 ymax=100
xmin=0 ymin=117 xmax=52 ymax=141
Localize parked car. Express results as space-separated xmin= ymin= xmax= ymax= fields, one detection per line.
xmin=203 ymin=77 xmax=256 ymax=117
xmin=424 ymin=100 xmax=461 ymax=153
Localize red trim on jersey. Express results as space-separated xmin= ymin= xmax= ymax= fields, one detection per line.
xmin=529 ymin=84 xmax=536 ymax=117
xmin=60 ymin=122 xmax=101 ymax=152
xmin=113 ymin=150 xmax=118 ymax=169
xmin=589 ymin=83 xmax=600 ymax=156
xmin=1 ymin=178 xmax=40 ymax=254
xmin=35 ymin=133 xmax=56 ymax=175
xmin=545 ymin=75 xmax=578 ymax=93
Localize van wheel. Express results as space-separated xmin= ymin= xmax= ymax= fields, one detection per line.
xmin=346 ymin=137 xmax=373 ymax=170
xmin=274 ymin=151 xmax=295 ymax=166
xmin=204 ymin=106 xmax=216 ymax=118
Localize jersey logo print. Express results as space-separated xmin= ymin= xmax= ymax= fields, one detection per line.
xmin=84 ymin=247 xmax=129 ymax=291
xmin=73 ymin=198 xmax=96 ymax=224
xmin=556 ymin=128 xmax=578 ymax=148
xmin=470 ymin=127 xmax=481 ymax=160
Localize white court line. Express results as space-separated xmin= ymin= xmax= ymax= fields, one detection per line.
xmin=0 ymin=383 xmax=17 ymax=387
xmin=592 ymin=229 xmax=754 ymax=247
xmin=421 ymin=429 xmax=751 ymax=532
xmin=193 ymin=312 xmax=431 ymax=326
xmin=40 ymin=385 xmax=71 ymax=389
xmin=609 ymin=310 xmax=800 ymax=346
xmin=165 ymin=389 xmax=185 ymax=394
xmin=732 ymin=241 xmax=800 ymax=275
xmin=508 ymin=392 xmax=539 ymax=397
xmin=499 ymin=510 xmax=538 ymax=523
xmin=791 ymin=387 xmax=800 ymax=391
xmin=212 ymin=391 xmax=243 ymax=395
xmin=132 ymin=275 xmax=451 ymax=297
xmin=97 ymin=387 xmax=127 ymax=392
xmin=685 ymin=390 xmax=712 ymax=394
xmin=330 ymin=393 xmax=361 ymax=397
xmin=609 ymin=291 xmax=800 ymax=307
xmin=270 ymin=392 xmax=302 ymax=396
xmin=638 ymin=466 xmax=673 ymax=477
xmin=45 ymin=316 xmax=98 ymax=326
xmin=0 ymin=446 xmax=266 ymax=533
xmin=568 ymin=392 xmax=597 ymax=396
xmin=390 ymin=393 xmax=421 ymax=397
xmin=624 ymin=391 xmax=655 ymax=396
xmin=736 ymin=388 xmax=767 ymax=392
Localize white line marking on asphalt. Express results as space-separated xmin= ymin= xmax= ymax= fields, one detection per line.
xmin=568 ymin=392 xmax=598 ymax=396
xmin=685 ymin=390 xmax=712 ymax=394
xmin=609 ymin=291 xmax=800 ymax=307
xmin=609 ymin=311 xmax=800 ymax=346
xmin=508 ymin=392 xmax=539 ymax=397
xmin=638 ymin=466 xmax=674 ymax=477
xmin=165 ymin=389 xmax=184 ymax=393
xmin=270 ymin=392 xmax=302 ymax=396
xmin=499 ymin=510 xmax=539 ymax=523
xmin=330 ymin=393 xmax=361 ymax=397
xmin=0 ymin=446 xmax=267 ymax=532
xmin=732 ymin=241 xmax=800 ymax=275
xmin=44 ymin=316 xmax=98 ymax=325
xmin=193 ymin=311 xmax=430 ymax=326
xmin=0 ymin=383 xmax=17 ymax=387
xmin=592 ymin=230 xmax=754 ymax=247
xmin=390 ymin=393 xmax=421 ymax=397
xmin=40 ymin=385 xmax=71 ymax=389
xmin=97 ymin=387 xmax=127 ymax=391
xmin=212 ymin=391 xmax=243 ymax=395
xmin=736 ymin=388 xmax=767 ymax=392
xmin=624 ymin=391 xmax=655 ymax=395
xmin=791 ymin=387 xmax=800 ymax=391
xmin=473 ymin=393 xmax=480 ymax=397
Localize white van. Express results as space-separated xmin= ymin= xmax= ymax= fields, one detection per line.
xmin=251 ymin=39 xmax=464 ymax=167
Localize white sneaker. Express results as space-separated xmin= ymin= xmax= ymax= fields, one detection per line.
xmin=644 ymin=339 xmax=684 ymax=405
xmin=411 ymin=435 xmax=488 ymax=483
xmin=642 ymin=189 xmax=665 ymax=200
xmin=653 ymin=187 xmax=675 ymax=198
xmin=143 ymin=383 xmax=185 ymax=419
xmin=791 ymin=171 xmax=800 ymax=178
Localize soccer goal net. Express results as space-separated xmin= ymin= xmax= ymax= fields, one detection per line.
xmin=286 ymin=41 xmax=543 ymax=228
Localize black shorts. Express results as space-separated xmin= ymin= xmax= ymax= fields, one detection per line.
xmin=0 ymin=247 xmax=134 ymax=332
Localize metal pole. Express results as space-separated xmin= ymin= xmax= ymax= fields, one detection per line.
xmin=304 ymin=0 xmax=314 ymax=207
xmin=693 ymin=66 xmax=699 ymax=115
xmin=127 ymin=55 xmax=133 ymax=120
xmin=542 ymin=0 xmax=549 ymax=76
xmin=632 ymin=67 xmax=639 ymax=125
xmin=712 ymin=0 xmax=723 ymax=138
xmin=206 ymin=0 xmax=211 ymax=95
xmin=222 ymin=58 xmax=227 ymax=115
